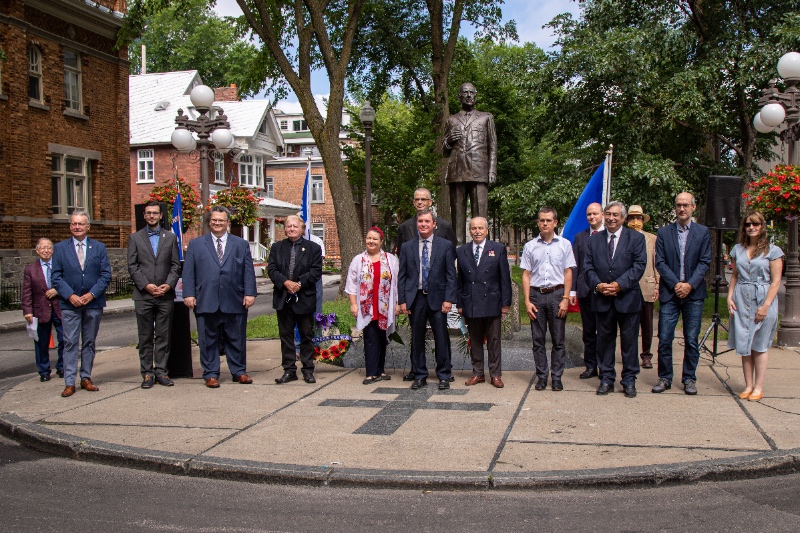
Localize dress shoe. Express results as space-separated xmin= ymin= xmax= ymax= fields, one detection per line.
xmin=448 ymin=376 xmax=455 ymax=382
xmin=438 ymin=379 xmax=450 ymax=390
xmin=205 ymin=377 xmax=220 ymax=388
xmin=623 ymin=385 xmax=637 ymax=398
xmin=596 ymin=382 xmax=614 ymax=395
xmin=40 ymin=374 xmax=51 ymax=382
xmin=738 ymin=389 xmax=753 ymax=399
xmin=275 ymin=373 xmax=298 ymax=384
xmin=465 ymin=375 xmax=486 ymax=386
xmin=551 ymin=379 xmax=563 ymax=391
xmin=403 ymin=372 xmax=416 ymax=381
xmin=490 ymin=376 xmax=504 ymax=388
xmin=579 ymin=368 xmax=598 ymax=379
xmin=651 ymin=378 xmax=671 ymax=393
xmin=748 ymin=390 xmax=763 ymax=401
xmin=80 ymin=378 xmax=99 ymax=391
xmin=61 ymin=385 xmax=76 ymax=397
xmin=640 ymin=355 xmax=653 ymax=369
xmin=410 ymin=379 xmax=427 ymax=390
xmin=303 ymin=374 xmax=316 ymax=384
xmin=233 ymin=374 xmax=253 ymax=384
xmin=155 ymin=375 xmax=174 ymax=386
xmin=141 ymin=375 xmax=154 ymax=389
xmin=56 ymin=369 xmax=64 ymax=378
xmin=683 ymin=379 xmax=698 ymax=395
xmin=534 ymin=378 xmax=547 ymax=391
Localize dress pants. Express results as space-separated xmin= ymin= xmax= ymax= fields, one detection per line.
xmin=195 ymin=311 xmax=248 ymax=380
xmin=409 ymin=291 xmax=452 ymax=381
xmin=34 ymin=315 xmax=64 ymax=377
xmin=134 ymin=298 xmax=174 ymax=378
xmin=278 ymin=301 xmax=315 ymax=376
xmin=640 ymin=300 xmax=654 ymax=357
xmin=363 ymin=319 xmax=388 ymax=377
xmin=466 ymin=315 xmax=502 ymax=377
xmin=530 ymin=291 xmax=567 ymax=381
xmin=61 ymin=307 xmax=102 ymax=386
xmin=578 ymin=295 xmax=598 ymax=371
xmin=596 ymin=306 xmax=640 ymax=387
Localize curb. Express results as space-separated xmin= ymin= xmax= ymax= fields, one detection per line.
xmin=2 ymin=411 xmax=798 ymax=490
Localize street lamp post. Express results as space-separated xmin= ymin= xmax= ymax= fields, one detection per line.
xmin=755 ymin=51 xmax=800 ymax=346
xmin=171 ymin=84 xmax=235 ymax=232
xmin=359 ymin=101 xmax=376 ymax=236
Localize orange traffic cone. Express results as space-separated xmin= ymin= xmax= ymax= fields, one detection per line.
xmin=49 ymin=333 xmax=55 ymax=349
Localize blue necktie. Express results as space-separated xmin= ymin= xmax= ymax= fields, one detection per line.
xmin=474 ymin=244 xmax=481 ymax=265
xmin=45 ymin=262 xmax=51 ymax=289
xmin=422 ymin=239 xmax=429 ymax=291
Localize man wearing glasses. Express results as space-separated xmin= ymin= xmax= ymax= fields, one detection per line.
xmin=652 ymin=192 xmax=712 ymax=395
xmin=394 ymin=188 xmax=457 ymax=254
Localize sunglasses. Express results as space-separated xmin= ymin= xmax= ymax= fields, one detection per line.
xmin=744 ymin=222 xmax=762 ymax=228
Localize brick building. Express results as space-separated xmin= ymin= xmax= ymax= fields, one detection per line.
xmin=0 ymin=0 xmax=131 ymax=281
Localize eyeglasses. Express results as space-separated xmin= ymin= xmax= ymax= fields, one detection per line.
xmin=675 ymin=203 xmax=692 ymax=209
xmin=628 ymin=215 xmax=644 ymax=220
xmin=70 ymin=222 xmax=88 ymax=227
xmin=413 ymin=197 xmax=431 ymax=203
xmin=744 ymin=222 xmax=762 ymax=228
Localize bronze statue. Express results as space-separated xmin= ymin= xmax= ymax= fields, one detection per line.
xmin=443 ymin=82 xmax=497 ymax=244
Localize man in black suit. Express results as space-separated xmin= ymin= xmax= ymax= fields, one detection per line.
xmin=127 ymin=201 xmax=181 ymax=389
xmin=394 ymin=187 xmax=457 ymax=254
xmin=570 ymin=202 xmax=604 ymax=379
xmin=584 ymin=201 xmax=647 ymax=398
xmin=456 ymin=217 xmax=512 ymax=388
xmin=398 ymin=208 xmax=457 ymax=390
xmin=268 ymin=215 xmax=323 ymax=384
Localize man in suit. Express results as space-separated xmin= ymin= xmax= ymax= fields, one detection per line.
xmin=521 ymin=207 xmax=576 ymax=392
xmin=398 ymin=208 xmax=457 ymax=390
xmin=183 ymin=206 xmax=257 ymax=388
xmin=443 ymin=82 xmax=497 ymax=245
xmin=22 ymin=238 xmax=64 ymax=382
xmin=268 ymin=215 xmax=322 ymax=384
xmin=652 ymin=192 xmax=712 ymax=395
xmin=394 ymin=188 xmax=457 ymax=254
xmin=127 ymin=200 xmax=181 ymax=389
xmin=570 ymin=202 xmax=604 ymax=379
xmin=51 ymin=210 xmax=111 ymax=398
xmin=625 ymin=205 xmax=660 ymax=369
xmin=456 ymin=217 xmax=512 ymax=388
xmin=584 ymin=201 xmax=647 ymax=398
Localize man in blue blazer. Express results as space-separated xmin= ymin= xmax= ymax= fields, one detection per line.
xmin=456 ymin=217 xmax=512 ymax=388
xmin=51 ymin=210 xmax=111 ymax=398
xmin=183 ymin=206 xmax=257 ymax=388
xmin=584 ymin=202 xmax=647 ymax=398
xmin=398 ymin=208 xmax=457 ymax=390
xmin=652 ymin=192 xmax=712 ymax=396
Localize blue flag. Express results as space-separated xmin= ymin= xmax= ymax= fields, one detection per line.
xmin=300 ymin=160 xmax=312 ymax=239
xmin=562 ymin=161 xmax=605 ymax=243
xmin=171 ymin=192 xmax=184 ymax=261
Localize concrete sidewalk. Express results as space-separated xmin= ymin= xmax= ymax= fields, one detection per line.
xmin=1 ymin=333 xmax=799 ymax=490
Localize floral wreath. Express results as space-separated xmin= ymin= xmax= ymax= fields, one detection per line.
xmin=313 ymin=312 xmax=351 ymax=366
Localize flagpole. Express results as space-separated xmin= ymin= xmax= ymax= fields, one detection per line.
xmin=602 ymin=143 xmax=614 ymax=206
xmin=305 ymin=156 xmax=312 ymax=240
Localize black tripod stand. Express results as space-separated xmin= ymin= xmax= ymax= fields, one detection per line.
xmin=700 ymin=229 xmax=734 ymax=362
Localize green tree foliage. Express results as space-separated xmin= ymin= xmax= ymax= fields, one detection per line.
xmin=126 ymin=0 xmax=272 ymax=97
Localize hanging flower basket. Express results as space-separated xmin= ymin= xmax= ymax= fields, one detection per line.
xmin=149 ymin=176 xmax=202 ymax=229
xmin=209 ymin=182 xmax=260 ymax=226
xmin=743 ymin=164 xmax=800 ymax=218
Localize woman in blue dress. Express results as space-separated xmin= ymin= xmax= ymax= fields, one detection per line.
xmin=727 ymin=210 xmax=783 ymax=402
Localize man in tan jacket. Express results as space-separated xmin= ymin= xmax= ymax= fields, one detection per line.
xmin=626 ymin=205 xmax=659 ymax=369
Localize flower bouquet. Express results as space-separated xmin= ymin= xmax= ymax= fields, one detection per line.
xmin=312 ymin=312 xmax=351 ymax=367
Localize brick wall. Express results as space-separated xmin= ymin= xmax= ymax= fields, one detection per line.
xmin=214 ymin=85 xmax=238 ymax=102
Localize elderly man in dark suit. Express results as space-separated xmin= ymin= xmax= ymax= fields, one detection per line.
xmin=268 ymin=215 xmax=323 ymax=384
xmin=584 ymin=201 xmax=647 ymax=398
xmin=51 ymin=210 xmax=112 ymax=398
xmin=652 ymin=192 xmax=712 ymax=396
xmin=456 ymin=217 xmax=512 ymax=388
xmin=570 ymin=202 xmax=604 ymax=379
xmin=22 ymin=238 xmax=64 ymax=382
xmin=183 ymin=206 xmax=257 ymax=388
xmin=127 ymin=200 xmax=181 ymax=389
xmin=398 ymin=208 xmax=457 ymax=390
xmin=394 ymin=187 xmax=457 ymax=254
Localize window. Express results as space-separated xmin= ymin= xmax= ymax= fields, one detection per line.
xmin=51 ymin=154 xmax=89 ymax=216
xmin=280 ymin=120 xmax=288 ymax=130
xmin=258 ymin=120 xmax=267 ymax=134
xmin=293 ymin=119 xmax=308 ymax=131
xmin=28 ymin=46 xmax=42 ymax=101
xmin=137 ymin=149 xmax=154 ymax=182
xmin=63 ymin=50 xmax=82 ymax=112
xmin=214 ymin=153 xmax=225 ymax=184
xmin=311 ymin=223 xmax=325 ymax=242
xmin=238 ymin=154 xmax=263 ymax=188
xmin=311 ymin=174 xmax=324 ymax=203
xmin=264 ymin=176 xmax=274 ymax=198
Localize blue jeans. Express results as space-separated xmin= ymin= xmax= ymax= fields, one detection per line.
xmin=657 ymin=298 xmax=704 ymax=383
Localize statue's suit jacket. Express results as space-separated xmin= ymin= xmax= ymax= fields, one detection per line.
xmin=442 ymin=110 xmax=497 ymax=183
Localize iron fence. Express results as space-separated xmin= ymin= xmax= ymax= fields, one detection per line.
xmin=0 ymin=276 xmax=134 ymax=310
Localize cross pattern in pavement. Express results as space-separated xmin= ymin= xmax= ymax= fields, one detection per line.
xmin=319 ymin=387 xmax=495 ymax=435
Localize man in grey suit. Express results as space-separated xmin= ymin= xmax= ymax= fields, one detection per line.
xmin=398 ymin=208 xmax=457 ymax=390
xmin=127 ymin=201 xmax=181 ymax=389
xmin=456 ymin=217 xmax=512 ymax=388
xmin=183 ymin=206 xmax=257 ymax=388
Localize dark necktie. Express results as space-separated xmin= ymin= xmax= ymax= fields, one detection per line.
xmin=289 ymin=240 xmax=298 ymax=277
xmin=608 ymin=234 xmax=616 ymax=261
xmin=216 ymin=238 xmax=223 ymax=264
xmin=591 ymin=230 xmax=598 ymax=235
xmin=422 ymin=239 xmax=429 ymax=291
xmin=474 ymin=244 xmax=481 ymax=265
xmin=45 ymin=262 xmax=51 ymax=289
